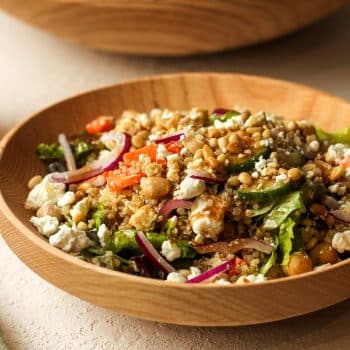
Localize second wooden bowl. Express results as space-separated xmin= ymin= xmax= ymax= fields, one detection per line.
xmin=0 ymin=0 xmax=348 ymax=55
xmin=0 ymin=73 xmax=350 ymax=326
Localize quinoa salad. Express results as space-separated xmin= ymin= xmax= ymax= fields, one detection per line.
xmin=25 ymin=108 xmax=350 ymax=284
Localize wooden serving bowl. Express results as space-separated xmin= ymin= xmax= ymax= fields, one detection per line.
xmin=0 ymin=0 xmax=348 ymax=55
xmin=1 ymin=73 xmax=350 ymax=326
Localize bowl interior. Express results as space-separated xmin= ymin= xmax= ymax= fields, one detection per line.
xmin=1 ymin=73 xmax=350 ymax=326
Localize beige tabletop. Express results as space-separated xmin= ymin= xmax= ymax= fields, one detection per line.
xmin=1 ymin=7 xmax=350 ymax=350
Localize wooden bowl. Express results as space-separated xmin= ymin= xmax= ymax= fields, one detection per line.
xmin=0 ymin=0 xmax=348 ymax=56
xmin=1 ymin=73 xmax=350 ymax=326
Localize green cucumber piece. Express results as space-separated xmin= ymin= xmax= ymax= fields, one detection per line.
xmin=238 ymin=180 xmax=292 ymax=202
xmin=227 ymin=147 xmax=270 ymax=173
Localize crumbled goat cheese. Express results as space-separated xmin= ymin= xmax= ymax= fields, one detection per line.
xmin=309 ymin=140 xmax=320 ymax=152
xmin=177 ymin=177 xmax=205 ymax=199
xmin=275 ymin=173 xmax=288 ymax=182
xmin=49 ymin=224 xmax=91 ymax=252
xmin=255 ymin=156 xmax=267 ymax=174
xmin=157 ymin=144 xmax=171 ymax=158
xmin=70 ymin=198 xmax=90 ymax=224
xmin=329 ymin=183 xmax=347 ymax=196
xmin=161 ymin=240 xmax=181 ymax=262
xmin=236 ymin=274 xmax=266 ymax=284
xmin=326 ymin=144 xmax=350 ymax=164
xmin=166 ymin=272 xmax=186 ymax=283
xmin=57 ymin=191 xmax=76 ymax=207
xmin=187 ymin=266 xmax=201 ymax=280
xmin=189 ymin=109 xmax=201 ymax=120
xmin=97 ymin=224 xmax=111 ymax=247
xmin=214 ymin=116 xmax=243 ymax=129
xmin=30 ymin=215 xmax=59 ymax=237
xmin=215 ymin=279 xmax=231 ymax=285
xmin=332 ymin=230 xmax=350 ymax=253
xmin=190 ymin=196 xmax=224 ymax=239
xmin=25 ymin=173 xmax=66 ymax=210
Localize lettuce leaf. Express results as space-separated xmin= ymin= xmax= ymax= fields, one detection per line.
xmin=279 ymin=218 xmax=295 ymax=266
xmin=260 ymin=246 xmax=277 ymax=275
xmin=263 ymin=191 xmax=305 ymax=230
xmin=316 ymin=126 xmax=350 ymax=145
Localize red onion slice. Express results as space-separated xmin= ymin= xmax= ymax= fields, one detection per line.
xmin=194 ymin=238 xmax=273 ymax=255
xmin=189 ymin=170 xmax=226 ymax=184
xmin=155 ymin=131 xmax=185 ymax=144
xmin=186 ymin=259 xmax=235 ymax=283
xmin=331 ymin=207 xmax=350 ymax=223
xmin=58 ymin=133 xmax=76 ymax=171
xmin=51 ymin=132 xmax=131 ymax=184
xmin=135 ymin=231 xmax=175 ymax=275
xmin=212 ymin=108 xmax=230 ymax=115
xmin=159 ymin=199 xmax=193 ymax=220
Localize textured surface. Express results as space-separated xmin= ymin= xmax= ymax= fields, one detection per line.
xmin=1 ymin=7 xmax=350 ymax=349
xmin=0 ymin=0 xmax=347 ymax=55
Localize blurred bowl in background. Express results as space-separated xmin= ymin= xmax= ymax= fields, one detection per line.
xmin=0 ymin=0 xmax=348 ymax=56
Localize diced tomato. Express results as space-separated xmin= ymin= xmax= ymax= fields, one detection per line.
xmin=341 ymin=160 xmax=350 ymax=169
xmin=166 ymin=142 xmax=182 ymax=154
xmin=228 ymin=257 xmax=245 ymax=277
xmin=86 ymin=116 xmax=114 ymax=134
xmin=123 ymin=143 xmax=158 ymax=164
xmin=107 ymin=172 xmax=145 ymax=192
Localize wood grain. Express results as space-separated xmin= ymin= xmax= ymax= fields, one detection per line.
xmin=0 ymin=73 xmax=350 ymax=326
xmin=0 ymin=0 xmax=348 ymax=55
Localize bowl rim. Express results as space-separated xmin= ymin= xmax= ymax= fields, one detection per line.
xmin=1 ymin=72 xmax=350 ymax=290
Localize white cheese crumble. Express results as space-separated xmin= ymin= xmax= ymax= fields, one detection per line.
xmin=30 ymin=215 xmax=59 ymax=237
xmin=161 ymin=240 xmax=181 ymax=262
xmin=57 ymin=191 xmax=76 ymax=207
xmin=177 ymin=177 xmax=205 ymax=199
xmin=187 ymin=266 xmax=201 ymax=280
xmin=157 ymin=144 xmax=170 ymax=158
xmin=214 ymin=116 xmax=243 ymax=129
xmin=166 ymin=272 xmax=186 ymax=283
xmin=326 ymin=144 xmax=350 ymax=164
xmin=97 ymin=224 xmax=111 ymax=247
xmin=49 ymin=224 xmax=91 ymax=252
xmin=215 ymin=279 xmax=231 ymax=285
xmin=25 ymin=173 xmax=66 ymax=210
xmin=332 ymin=230 xmax=350 ymax=253
xmin=254 ymin=156 xmax=267 ymax=174
xmin=70 ymin=198 xmax=90 ymax=224
xmin=236 ymin=274 xmax=266 ymax=284
xmin=275 ymin=173 xmax=288 ymax=182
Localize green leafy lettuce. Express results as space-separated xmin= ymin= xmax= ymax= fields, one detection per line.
xmin=209 ymin=110 xmax=241 ymax=123
xmin=316 ymin=126 xmax=350 ymax=145
xmin=92 ymin=203 xmax=105 ymax=229
xmin=279 ymin=218 xmax=295 ymax=266
xmin=263 ymin=191 xmax=305 ymax=230
xmin=36 ymin=143 xmax=64 ymax=163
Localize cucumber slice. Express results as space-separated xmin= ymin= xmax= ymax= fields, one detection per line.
xmin=227 ymin=147 xmax=270 ymax=173
xmin=238 ymin=180 xmax=292 ymax=202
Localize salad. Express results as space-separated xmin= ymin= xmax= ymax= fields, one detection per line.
xmin=25 ymin=107 xmax=350 ymax=284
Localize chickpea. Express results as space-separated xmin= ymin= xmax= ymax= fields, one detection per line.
xmin=77 ymin=221 xmax=88 ymax=231
xmin=310 ymin=242 xmax=339 ymax=266
xmin=185 ymin=135 xmax=203 ymax=153
xmin=287 ymin=168 xmax=302 ymax=182
xmin=27 ymin=175 xmax=42 ymax=190
xmin=329 ymin=166 xmax=345 ymax=182
xmin=283 ymin=252 xmax=313 ymax=276
xmin=140 ymin=177 xmax=171 ymax=199
xmin=132 ymin=130 xmax=149 ymax=148
xmin=238 ymin=172 xmax=252 ymax=185
xmin=36 ymin=203 xmax=61 ymax=219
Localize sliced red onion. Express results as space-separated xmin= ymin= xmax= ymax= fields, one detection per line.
xmin=186 ymin=259 xmax=235 ymax=284
xmin=188 ymin=169 xmax=226 ymax=184
xmin=155 ymin=131 xmax=185 ymax=144
xmin=212 ymin=108 xmax=230 ymax=115
xmin=135 ymin=231 xmax=175 ymax=275
xmin=194 ymin=238 xmax=273 ymax=255
xmin=321 ymin=195 xmax=340 ymax=210
xmin=58 ymin=133 xmax=76 ymax=171
xmin=331 ymin=207 xmax=350 ymax=223
xmin=51 ymin=132 xmax=131 ymax=184
xmin=159 ymin=199 xmax=193 ymax=220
